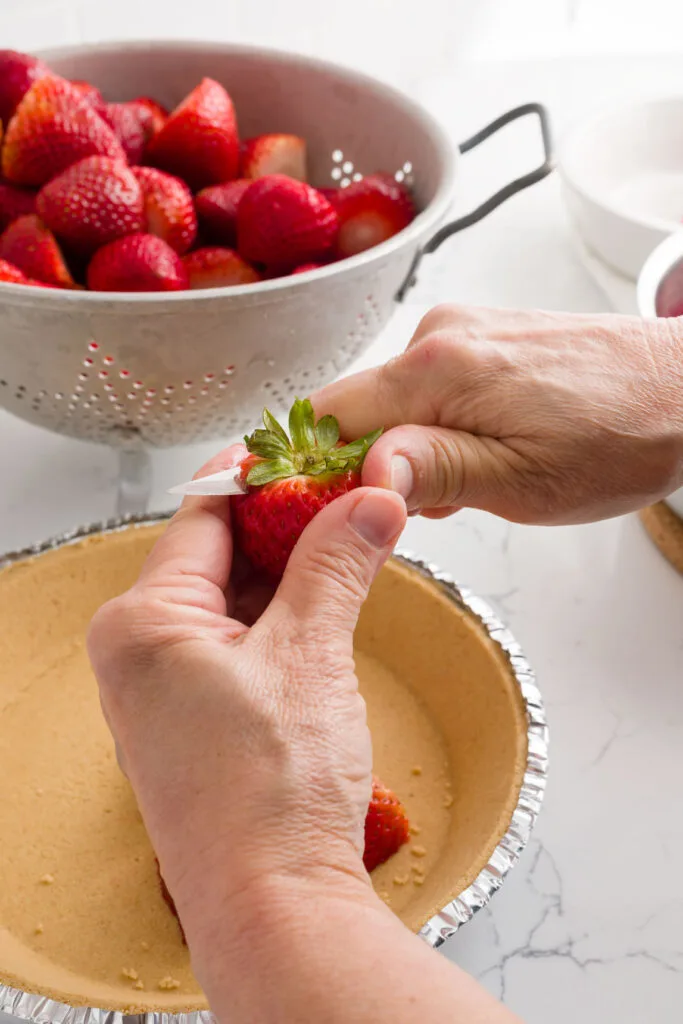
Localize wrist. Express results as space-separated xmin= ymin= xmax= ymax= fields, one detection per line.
xmin=177 ymin=855 xmax=381 ymax=996
xmin=163 ymin=818 xmax=373 ymax=942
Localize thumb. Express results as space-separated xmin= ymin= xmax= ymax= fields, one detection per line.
xmin=361 ymin=424 xmax=518 ymax=516
xmin=259 ymin=488 xmax=407 ymax=642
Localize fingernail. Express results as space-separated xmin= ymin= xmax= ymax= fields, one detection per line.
xmin=350 ymin=491 xmax=403 ymax=548
xmin=390 ymin=455 xmax=413 ymax=500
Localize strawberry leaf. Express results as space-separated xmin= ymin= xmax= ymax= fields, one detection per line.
xmin=289 ymin=397 xmax=316 ymax=452
xmin=262 ymin=408 xmax=290 ymax=447
xmin=246 ymin=428 xmax=292 ymax=460
xmin=332 ymin=428 xmax=383 ymax=464
xmin=242 ymin=400 xmax=383 ymax=489
xmin=246 ymin=457 xmax=294 ymax=487
xmin=314 ymin=414 xmax=340 ymax=452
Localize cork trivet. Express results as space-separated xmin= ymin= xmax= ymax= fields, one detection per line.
xmin=639 ymin=502 xmax=683 ymax=575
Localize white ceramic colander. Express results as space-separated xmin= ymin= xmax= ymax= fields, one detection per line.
xmin=0 ymin=41 xmax=552 ymax=511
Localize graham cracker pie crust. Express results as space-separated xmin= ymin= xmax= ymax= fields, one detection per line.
xmin=0 ymin=522 xmax=528 ymax=1014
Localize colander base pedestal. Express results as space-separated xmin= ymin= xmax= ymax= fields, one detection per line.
xmin=117 ymin=448 xmax=152 ymax=518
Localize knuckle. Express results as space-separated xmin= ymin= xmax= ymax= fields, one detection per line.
xmin=419 ymin=432 xmax=465 ymax=506
xmin=415 ymin=303 xmax=476 ymax=339
xmin=409 ymin=330 xmax=455 ymax=369
xmin=87 ymin=595 xmax=134 ymax=659
xmin=376 ymin=355 xmax=417 ymax=420
xmin=415 ymin=303 xmax=457 ymax=336
xmin=87 ymin=590 xmax=168 ymax=680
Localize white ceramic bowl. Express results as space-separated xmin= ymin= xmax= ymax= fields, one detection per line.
xmin=559 ymin=97 xmax=683 ymax=280
xmin=637 ymin=229 xmax=683 ymax=518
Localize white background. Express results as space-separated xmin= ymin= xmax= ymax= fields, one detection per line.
xmin=2 ymin=0 xmax=683 ymax=68
xmin=1 ymin=5 xmax=683 ymax=1024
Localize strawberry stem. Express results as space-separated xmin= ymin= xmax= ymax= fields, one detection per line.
xmin=243 ymin=398 xmax=381 ymax=487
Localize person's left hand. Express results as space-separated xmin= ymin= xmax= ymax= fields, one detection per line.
xmin=87 ymin=445 xmax=406 ymax=961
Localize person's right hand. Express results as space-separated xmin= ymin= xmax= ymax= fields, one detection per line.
xmin=313 ymin=305 xmax=683 ymax=525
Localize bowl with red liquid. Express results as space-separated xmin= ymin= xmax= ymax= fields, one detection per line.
xmin=637 ymin=229 xmax=683 ymax=518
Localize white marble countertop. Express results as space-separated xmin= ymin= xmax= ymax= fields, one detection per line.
xmin=1 ymin=51 xmax=683 ymax=1024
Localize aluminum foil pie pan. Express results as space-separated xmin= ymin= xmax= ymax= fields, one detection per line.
xmin=0 ymin=514 xmax=548 ymax=1024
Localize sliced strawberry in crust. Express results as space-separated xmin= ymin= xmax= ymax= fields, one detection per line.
xmin=363 ymin=776 xmax=411 ymax=873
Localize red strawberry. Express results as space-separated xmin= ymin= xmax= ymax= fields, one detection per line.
xmin=2 ymin=76 xmax=125 ymax=187
xmin=0 ymin=182 xmax=36 ymax=232
xmin=183 ymin=247 xmax=260 ymax=289
xmin=146 ymin=78 xmax=239 ymax=190
xmin=0 ymin=258 xmax=50 ymax=288
xmin=363 ymin=776 xmax=411 ymax=873
xmin=241 ymin=133 xmax=306 ymax=181
xmin=70 ymin=80 xmax=107 ymax=117
xmin=0 ymin=258 xmax=30 ymax=284
xmin=37 ymin=156 xmax=145 ymax=254
xmin=132 ymin=166 xmax=197 ymax=255
xmin=195 ymin=178 xmax=251 ymax=246
xmin=0 ymin=214 xmax=76 ymax=288
xmin=0 ymin=258 xmax=28 ymax=283
xmin=0 ymin=50 xmax=50 ymax=129
xmin=87 ymin=233 xmax=188 ymax=292
xmin=334 ymin=173 xmax=415 ymax=258
xmin=237 ymin=175 xmax=338 ymax=270
xmin=232 ymin=398 xmax=381 ymax=578
xmin=291 ymin=262 xmax=323 ymax=275
xmin=133 ymin=96 xmax=168 ymax=135
xmin=102 ymin=101 xmax=155 ymax=164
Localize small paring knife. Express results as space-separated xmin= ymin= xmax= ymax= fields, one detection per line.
xmin=168 ymin=466 xmax=246 ymax=497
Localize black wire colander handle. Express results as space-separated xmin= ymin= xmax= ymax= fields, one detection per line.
xmin=396 ymin=102 xmax=554 ymax=301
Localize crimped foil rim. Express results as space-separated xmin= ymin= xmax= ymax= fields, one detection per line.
xmin=0 ymin=515 xmax=548 ymax=1024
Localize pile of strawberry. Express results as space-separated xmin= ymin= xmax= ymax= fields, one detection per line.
xmin=0 ymin=49 xmax=416 ymax=293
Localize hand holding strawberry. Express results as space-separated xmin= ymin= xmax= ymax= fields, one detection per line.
xmin=89 ymin=441 xmax=408 ymax=957
xmin=232 ymin=398 xmax=382 ymax=577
